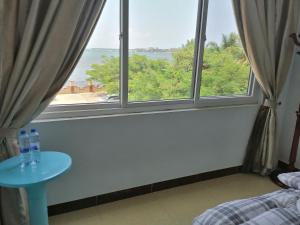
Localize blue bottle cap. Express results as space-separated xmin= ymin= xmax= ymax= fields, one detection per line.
xmin=20 ymin=130 xmax=26 ymax=135
xmin=30 ymin=128 xmax=37 ymax=133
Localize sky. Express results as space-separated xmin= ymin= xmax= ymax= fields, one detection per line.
xmin=87 ymin=0 xmax=238 ymax=49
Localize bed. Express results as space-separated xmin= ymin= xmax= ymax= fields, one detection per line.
xmin=193 ymin=188 xmax=300 ymax=225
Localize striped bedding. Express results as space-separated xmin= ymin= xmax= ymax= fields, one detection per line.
xmin=193 ymin=189 xmax=300 ymax=225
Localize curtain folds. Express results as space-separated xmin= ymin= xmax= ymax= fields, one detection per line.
xmin=0 ymin=0 xmax=106 ymax=224
xmin=232 ymin=0 xmax=300 ymax=175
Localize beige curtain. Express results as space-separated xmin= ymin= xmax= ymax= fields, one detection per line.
xmin=232 ymin=0 xmax=300 ymax=175
xmin=0 ymin=0 xmax=106 ymax=224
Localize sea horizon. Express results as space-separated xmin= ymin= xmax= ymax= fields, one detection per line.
xmin=69 ymin=48 xmax=174 ymax=86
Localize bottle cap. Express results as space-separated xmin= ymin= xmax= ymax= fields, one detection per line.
xmin=20 ymin=130 xmax=26 ymax=135
xmin=30 ymin=128 xmax=37 ymax=133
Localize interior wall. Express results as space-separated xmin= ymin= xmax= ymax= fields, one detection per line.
xmin=30 ymin=105 xmax=258 ymax=205
xmin=278 ymin=55 xmax=300 ymax=167
xmin=277 ymin=16 xmax=300 ymax=167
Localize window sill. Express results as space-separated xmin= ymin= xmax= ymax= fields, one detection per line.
xmin=33 ymin=95 xmax=259 ymax=123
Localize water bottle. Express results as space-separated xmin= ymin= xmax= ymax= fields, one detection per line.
xmin=18 ymin=130 xmax=31 ymax=168
xmin=29 ymin=128 xmax=41 ymax=163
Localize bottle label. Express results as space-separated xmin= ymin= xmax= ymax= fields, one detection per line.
xmin=20 ymin=148 xmax=29 ymax=153
xmin=30 ymin=143 xmax=40 ymax=151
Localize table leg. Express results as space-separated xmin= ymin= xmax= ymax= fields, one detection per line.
xmin=26 ymin=183 xmax=49 ymax=225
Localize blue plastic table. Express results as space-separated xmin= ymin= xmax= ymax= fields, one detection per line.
xmin=0 ymin=151 xmax=72 ymax=225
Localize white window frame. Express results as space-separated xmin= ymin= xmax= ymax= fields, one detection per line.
xmin=37 ymin=0 xmax=259 ymax=121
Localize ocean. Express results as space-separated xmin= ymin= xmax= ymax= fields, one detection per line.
xmin=70 ymin=48 xmax=173 ymax=86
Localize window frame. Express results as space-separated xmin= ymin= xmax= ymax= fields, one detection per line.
xmin=37 ymin=0 xmax=259 ymax=121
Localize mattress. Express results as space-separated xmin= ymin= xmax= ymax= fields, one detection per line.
xmin=193 ymin=189 xmax=300 ymax=225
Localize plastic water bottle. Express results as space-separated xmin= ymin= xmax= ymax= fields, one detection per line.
xmin=18 ymin=130 xmax=31 ymax=168
xmin=29 ymin=128 xmax=41 ymax=163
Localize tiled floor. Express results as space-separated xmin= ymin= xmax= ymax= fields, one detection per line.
xmin=50 ymin=173 xmax=279 ymax=225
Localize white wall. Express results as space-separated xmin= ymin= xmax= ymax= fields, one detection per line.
xmin=278 ymin=55 xmax=300 ymax=167
xmin=277 ymin=17 xmax=300 ymax=166
xmin=31 ymin=106 xmax=258 ymax=205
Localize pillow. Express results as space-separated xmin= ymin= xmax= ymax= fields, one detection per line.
xmin=278 ymin=172 xmax=300 ymax=189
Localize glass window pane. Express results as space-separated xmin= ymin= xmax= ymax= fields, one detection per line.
xmin=128 ymin=0 xmax=199 ymax=102
xmin=200 ymin=0 xmax=251 ymax=97
xmin=50 ymin=0 xmax=120 ymax=105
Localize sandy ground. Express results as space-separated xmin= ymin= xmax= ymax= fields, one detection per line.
xmin=50 ymin=93 xmax=107 ymax=105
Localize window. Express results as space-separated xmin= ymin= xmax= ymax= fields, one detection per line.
xmin=44 ymin=0 xmax=256 ymax=119
xmin=50 ymin=0 xmax=120 ymax=105
xmin=200 ymin=0 xmax=251 ymax=97
xmin=128 ymin=0 xmax=198 ymax=102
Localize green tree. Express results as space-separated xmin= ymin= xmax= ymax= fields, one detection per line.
xmin=201 ymin=32 xmax=250 ymax=96
xmin=128 ymin=54 xmax=170 ymax=101
xmin=221 ymin=32 xmax=240 ymax=49
xmin=201 ymin=47 xmax=250 ymax=96
xmin=86 ymin=33 xmax=250 ymax=100
xmin=206 ymin=41 xmax=220 ymax=51
xmin=86 ymin=56 xmax=119 ymax=94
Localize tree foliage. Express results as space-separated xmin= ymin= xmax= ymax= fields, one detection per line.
xmin=86 ymin=56 xmax=119 ymax=94
xmin=201 ymin=33 xmax=250 ymax=96
xmin=86 ymin=32 xmax=250 ymax=101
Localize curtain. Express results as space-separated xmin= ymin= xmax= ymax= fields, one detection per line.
xmin=0 ymin=0 xmax=106 ymax=224
xmin=232 ymin=0 xmax=300 ymax=175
